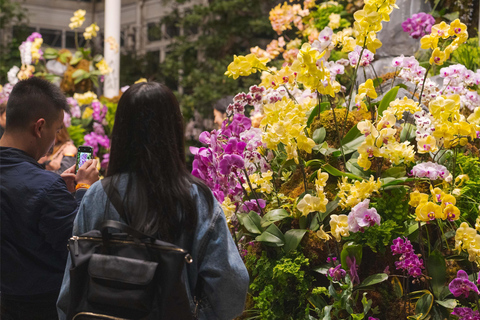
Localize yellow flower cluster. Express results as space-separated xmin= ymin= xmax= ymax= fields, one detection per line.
xmin=31 ymin=38 xmax=43 ymax=63
xmin=221 ymin=197 xmax=237 ymax=223
xmin=268 ymin=2 xmax=309 ymax=35
xmin=388 ymin=96 xmax=422 ymax=120
xmin=243 ymin=171 xmax=274 ymax=194
xmin=297 ymin=169 xmax=330 ymax=216
xmin=261 ymin=97 xmax=316 ymax=163
xmin=420 ymin=19 xmax=468 ymax=66
xmin=291 ymin=43 xmax=341 ymax=97
xmin=69 ymin=9 xmax=86 ymax=30
xmin=260 ymin=65 xmax=296 ymax=90
xmin=331 ymin=28 xmax=357 ymax=52
xmin=455 ymin=222 xmax=480 ymax=264
xmin=84 ymin=23 xmax=100 ymax=40
xmin=17 ymin=65 xmax=35 ymax=80
xmin=96 ymin=59 xmax=113 ymax=75
xmin=426 ymin=94 xmax=476 ymax=151
xmin=356 ymin=108 xmax=415 ymax=170
xmin=337 ymin=176 xmax=381 ymax=209
xmin=225 ymin=54 xmax=269 ymax=80
xmin=409 ymin=188 xmax=460 ymax=222
xmin=353 ymin=0 xmax=398 ymax=53
xmin=74 ymin=91 xmax=97 ymax=105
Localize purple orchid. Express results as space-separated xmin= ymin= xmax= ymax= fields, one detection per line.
xmin=449 ymin=270 xmax=479 ymax=298
xmin=242 ymin=199 xmax=266 ymax=214
xmin=391 ymin=237 xmax=424 ymax=278
xmin=452 ymin=307 xmax=480 ymax=320
xmin=328 ymin=264 xmax=347 ymax=282
xmin=347 ymin=199 xmax=381 ymax=232
xmin=91 ymin=100 xmax=107 ymax=122
xmin=219 ymin=154 xmax=245 ymax=175
xmin=346 ymin=256 xmax=360 ymax=285
xmin=402 ymin=13 xmax=435 ymax=39
xmin=27 ymin=32 xmax=42 ymax=42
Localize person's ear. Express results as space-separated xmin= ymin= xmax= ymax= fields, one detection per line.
xmin=34 ymin=118 xmax=46 ymax=138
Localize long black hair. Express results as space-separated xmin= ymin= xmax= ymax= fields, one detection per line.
xmin=105 ymin=82 xmax=213 ymax=241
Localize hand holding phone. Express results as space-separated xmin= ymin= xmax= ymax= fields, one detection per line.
xmin=75 ymin=146 xmax=94 ymax=174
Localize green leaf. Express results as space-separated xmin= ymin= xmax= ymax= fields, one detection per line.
xmin=362 ymin=292 xmax=372 ymax=314
xmin=435 ymin=299 xmax=456 ymax=309
xmin=372 ymin=77 xmax=383 ymax=87
xmin=381 ymin=167 xmax=406 ymax=178
xmin=260 ymin=208 xmax=289 ymax=228
xmin=381 ymin=177 xmax=415 ymax=187
xmin=341 ymin=125 xmax=362 ymax=145
xmin=72 ymin=69 xmax=88 ymax=79
xmin=443 ymin=11 xmax=459 ymax=21
xmin=237 ymin=211 xmax=263 ymax=234
xmin=43 ymin=48 xmax=59 ymax=60
xmin=428 ymin=250 xmax=447 ymax=299
xmin=310 ymin=212 xmax=320 ymax=231
xmin=341 ymin=135 xmax=365 ymax=155
xmin=305 ymin=159 xmax=323 ymax=168
xmin=284 ymin=229 xmax=307 ymax=253
xmin=346 ymin=159 xmax=371 ymax=178
xmin=59 ymin=51 xmax=72 ymax=64
xmin=308 ymin=294 xmax=327 ymax=309
xmin=378 ymin=86 xmax=399 ymax=117
xmin=319 ymin=198 xmax=339 ymax=222
xmin=93 ymin=54 xmax=103 ymax=63
xmin=255 ymin=223 xmax=285 ymax=246
xmin=351 ymin=313 xmax=365 ymax=320
xmin=415 ymin=292 xmax=434 ymax=319
xmin=313 ymin=127 xmax=326 ymax=144
xmin=322 ymin=305 xmax=333 ymax=320
xmin=356 ymin=273 xmax=388 ymax=289
xmin=400 ymin=123 xmax=416 ymax=142
xmin=322 ymin=164 xmax=363 ymax=181
xmin=341 ymin=242 xmax=363 ymax=271
xmin=391 ymin=276 xmax=403 ymax=298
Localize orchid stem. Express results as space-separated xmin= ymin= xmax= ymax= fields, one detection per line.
xmin=417 ymin=64 xmax=432 ymax=106
xmin=242 ymin=169 xmax=265 ymax=216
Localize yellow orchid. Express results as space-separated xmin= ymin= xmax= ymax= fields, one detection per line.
xmin=297 ymin=194 xmax=328 ymax=216
xmin=449 ymin=19 xmax=467 ymax=36
xmin=84 ymin=23 xmax=100 ymax=40
xmin=417 ymin=135 xmax=438 ymax=153
xmin=95 ymin=59 xmax=112 ymax=75
xmin=69 ymin=9 xmax=86 ymax=30
xmin=429 ymin=47 xmax=446 ymax=66
xmin=420 ymin=34 xmax=438 ymax=50
xmin=408 ymin=190 xmax=429 ymax=207
xmin=316 ymin=225 xmax=332 ymax=241
xmin=431 ymin=21 xmax=450 ymax=39
xmin=358 ymin=79 xmax=377 ymax=99
xmin=416 ymin=201 xmax=442 ymax=221
xmin=225 ymin=54 xmax=269 ymax=80
xmin=330 ymin=214 xmax=349 ymax=241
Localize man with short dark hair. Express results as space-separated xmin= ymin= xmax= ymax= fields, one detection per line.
xmin=0 ymin=77 xmax=99 ymax=319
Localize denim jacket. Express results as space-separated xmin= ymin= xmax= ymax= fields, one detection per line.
xmin=57 ymin=174 xmax=249 ymax=320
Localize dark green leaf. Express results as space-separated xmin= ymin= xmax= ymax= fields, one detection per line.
xmin=307 ymin=102 xmax=329 ymax=127
xmin=284 ymin=229 xmax=307 ymax=253
xmin=346 ymin=159 xmax=371 ymax=178
xmin=341 ymin=242 xmax=363 ymax=272
xmin=381 ymin=167 xmax=406 ymax=178
xmin=310 ymin=212 xmax=320 ymax=231
xmin=255 ymin=224 xmax=285 ymax=246
xmin=260 ymin=209 xmax=289 ymax=228
xmin=322 ymin=305 xmax=333 ymax=320
xmin=313 ymin=127 xmax=326 ymax=144
xmin=415 ymin=292 xmax=433 ymax=319
xmin=341 ymin=135 xmax=365 ymax=155
xmin=237 ymin=211 xmax=263 ymax=234
xmin=428 ymin=250 xmax=446 ymax=299
xmin=72 ymin=69 xmax=88 ymax=79
xmin=435 ymin=299 xmax=456 ymax=309
xmin=378 ymin=86 xmax=399 ymax=117
xmin=43 ymin=47 xmax=58 ymax=60
xmin=341 ymin=124 xmax=362 ymax=145
xmin=372 ymin=77 xmax=383 ymax=87
xmin=356 ymin=273 xmax=388 ymax=289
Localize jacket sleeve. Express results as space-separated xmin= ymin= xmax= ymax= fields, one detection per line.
xmin=38 ymin=177 xmax=85 ymax=252
xmin=197 ymin=203 xmax=250 ymax=320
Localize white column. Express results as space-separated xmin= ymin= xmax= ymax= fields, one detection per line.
xmin=103 ymin=0 xmax=121 ymax=98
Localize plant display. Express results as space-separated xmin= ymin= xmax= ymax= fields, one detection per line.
xmin=0 ymin=10 xmax=117 ymax=169
xmin=192 ymin=0 xmax=480 ymax=319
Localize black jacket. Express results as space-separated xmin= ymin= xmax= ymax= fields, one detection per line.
xmin=0 ymin=147 xmax=86 ymax=299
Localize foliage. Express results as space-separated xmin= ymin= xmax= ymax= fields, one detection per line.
xmin=345 ymin=220 xmax=403 ymax=253
xmin=246 ymin=251 xmax=313 ymax=319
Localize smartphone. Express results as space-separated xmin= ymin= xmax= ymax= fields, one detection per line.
xmin=75 ymin=146 xmax=94 ymax=174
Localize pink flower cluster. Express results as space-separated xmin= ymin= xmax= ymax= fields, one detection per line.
xmin=392 ymin=55 xmax=427 ymax=83
xmin=191 ymin=88 xmax=269 ymax=205
xmin=402 ymin=13 xmax=435 ymax=39
xmin=67 ymin=97 xmax=81 ymax=118
xmin=439 ymin=64 xmax=480 ymax=111
xmin=348 ymin=46 xmax=374 ymax=67
xmin=91 ymin=100 xmax=107 ymax=122
xmin=411 ymin=162 xmax=450 ymax=180
xmin=452 ymin=308 xmax=480 ymax=320
xmin=347 ymin=199 xmax=381 ymax=232
xmin=84 ymin=132 xmax=110 ymax=156
xmin=391 ymin=237 xmax=424 ymax=278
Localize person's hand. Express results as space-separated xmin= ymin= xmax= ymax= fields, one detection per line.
xmin=63 ymin=144 xmax=77 ymax=156
xmin=61 ymin=165 xmax=76 ymax=193
xmin=76 ymin=159 xmax=99 ymax=186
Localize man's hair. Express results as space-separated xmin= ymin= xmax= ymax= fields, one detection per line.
xmin=6 ymin=77 xmax=68 ymax=130
xmin=213 ymin=95 xmax=234 ymax=114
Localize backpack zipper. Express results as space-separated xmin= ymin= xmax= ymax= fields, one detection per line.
xmin=72 ymin=312 xmax=128 ymax=320
xmin=70 ymin=236 xmax=188 ymax=254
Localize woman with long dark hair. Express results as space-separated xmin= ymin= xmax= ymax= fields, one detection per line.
xmin=57 ymin=82 xmax=249 ymax=319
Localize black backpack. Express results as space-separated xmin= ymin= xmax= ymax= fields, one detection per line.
xmin=65 ymin=181 xmax=195 ymax=320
